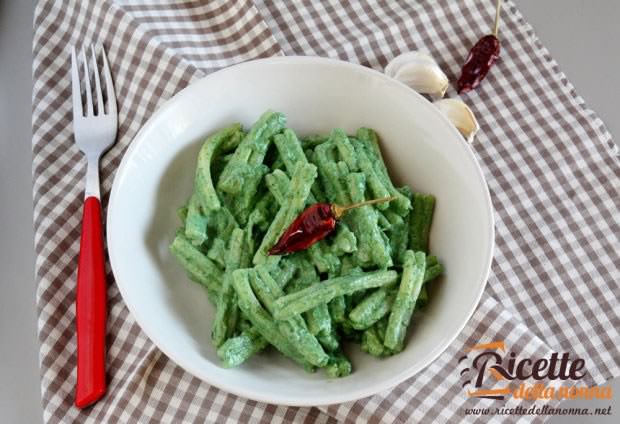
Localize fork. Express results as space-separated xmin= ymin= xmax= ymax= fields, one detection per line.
xmin=70 ymin=45 xmax=117 ymax=408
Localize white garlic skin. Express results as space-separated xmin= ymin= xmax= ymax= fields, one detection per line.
xmin=385 ymin=51 xmax=449 ymax=98
xmin=433 ymin=99 xmax=480 ymax=143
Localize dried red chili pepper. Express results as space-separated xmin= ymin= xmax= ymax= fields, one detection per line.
xmin=268 ymin=196 xmax=396 ymax=255
xmin=457 ymin=0 xmax=502 ymax=94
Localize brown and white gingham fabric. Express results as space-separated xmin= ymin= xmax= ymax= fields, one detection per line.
xmin=31 ymin=1 xmax=619 ymax=422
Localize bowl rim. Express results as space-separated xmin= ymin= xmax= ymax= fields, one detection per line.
xmin=108 ymin=55 xmax=495 ymax=406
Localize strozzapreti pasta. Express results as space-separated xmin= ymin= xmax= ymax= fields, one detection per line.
xmin=170 ymin=111 xmax=443 ymax=376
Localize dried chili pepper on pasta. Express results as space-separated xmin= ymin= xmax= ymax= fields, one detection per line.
xmin=268 ymin=197 xmax=395 ymax=255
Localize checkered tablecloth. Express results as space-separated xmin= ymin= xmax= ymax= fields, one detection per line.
xmin=31 ymin=1 xmax=620 ymax=422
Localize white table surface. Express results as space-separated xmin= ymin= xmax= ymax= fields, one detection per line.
xmin=1 ymin=1 xmax=617 ymax=422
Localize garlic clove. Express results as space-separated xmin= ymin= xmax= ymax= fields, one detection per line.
xmin=385 ymin=51 xmax=449 ymax=98
xmin=385 ymin=51 xmax=437 ymax=77
xmin=433 ymin=99 xmax=480 ymax=143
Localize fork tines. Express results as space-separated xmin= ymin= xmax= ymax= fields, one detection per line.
xmin=71 ymin=45 xmax=116 ymax=118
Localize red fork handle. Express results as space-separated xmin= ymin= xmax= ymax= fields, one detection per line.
xmin=75 ymin=196 xmax=107 ymax=408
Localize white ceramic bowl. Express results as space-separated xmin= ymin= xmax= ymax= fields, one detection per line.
xmin=108 ymin=57 xmax=494 ymax=406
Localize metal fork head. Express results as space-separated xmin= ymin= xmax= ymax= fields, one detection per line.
xmin=71 ymin=45 xmax=118 ymax=158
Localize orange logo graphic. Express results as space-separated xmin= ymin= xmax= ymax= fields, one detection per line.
xmin=458 ymin=340 xmax=611 ymax=401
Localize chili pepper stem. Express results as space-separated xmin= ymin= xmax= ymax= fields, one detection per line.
xmin=331 ymin=196 xmax=397 ymax=219
xmin=492 ymin=0 xmax=503 ymax=37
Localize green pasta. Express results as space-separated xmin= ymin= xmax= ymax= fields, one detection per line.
xmin=416 ymin=286 xmax=429 ymax=309
xmin=253 ymin=161 xmax=317 ymax=265
xmin=356 ymin=128 xmax=411 ymax=214
xmin=206 ymin=237 xmax=227 ymax=268
xmin=346 ymin=172 xmax=392 ymax=267
xmin=312 ymin=142 xmax=341 ymax=204
xmin=384 ymin=210 xmax=408 ymax=265
xmin=217 ymin=111 xmax=285 ymax=195
xmin=269 ymin=259 xmax=298 ymax=290
xmin=170 ymin=232 xmax=223 ymax=301
xmin=193 ymin=124 xmax=243 ymax=212
xmin=325 ymin=351 xmax=352 ymax=378
xmin=384 ymin=251 xmax=426 ymax=352
xmin=211 ymin=229 xmax=244 ymax=347
xmin=217 ymin=327 xmax=267 ymax=368
xmin=264 ymin=167 xmax=339 ymax=273
xmin=330 ymin=225 xmax=357 ymax=256
xmin=287 ymin=254 xmax=337 ymax=351
xmin=272 ymin=270 xmax=398 ymax=320
xmin=252 ymin=267 xmax=329 ymax=367
xmin=184 ymin=194 xmax=208 ymax=246
xmin=361 ymin=325 xmax=386 ymax=358
xmin=350 ymin=138 xmax=390 ymax=208
xmin=328 ymin=295 xmax=347 ymax=323
xmin=232 ymin=269 xmax=312 ymax=368
xmin=409 ymin=193 xmax=436 ymax=253
xmin=170 ymin=111 xmax=443 ymax=375
xmin=273 ymin=130 xmax=305 ymax=171
xmin=349 ymin=287 xmax=396 ymax=330
xmin=331 ymin=128 xmax=358 ymax=171
xmin=300 ymin=134 xmax=328 ymax=148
